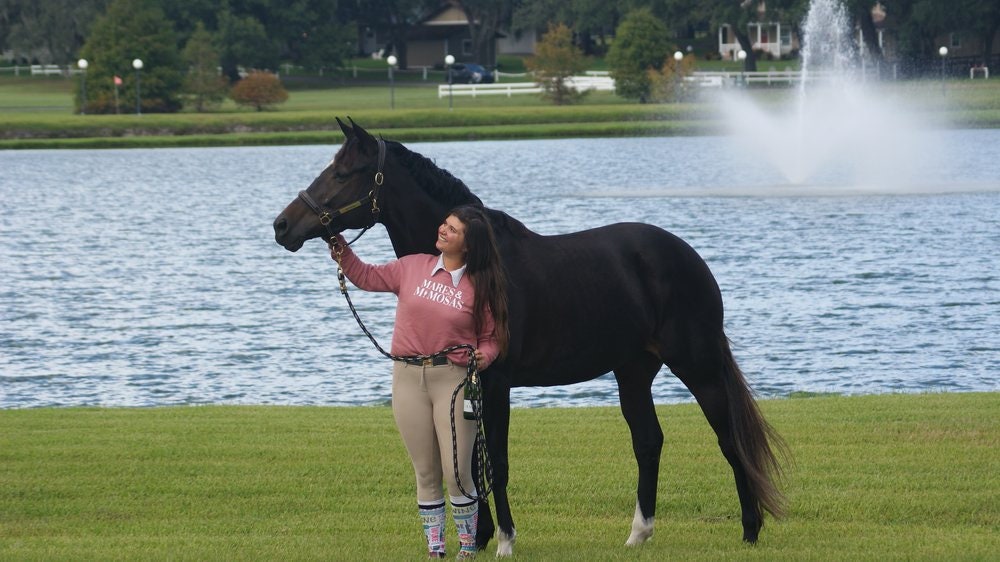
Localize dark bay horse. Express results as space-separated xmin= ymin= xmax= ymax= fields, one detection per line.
xmin=273 ymin=119 xmax=786 ymax=555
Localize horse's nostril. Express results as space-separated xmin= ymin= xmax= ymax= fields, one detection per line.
xmin=273 ymin=216 xmax=288 ymax=237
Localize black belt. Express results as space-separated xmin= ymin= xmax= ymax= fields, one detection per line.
xmin=401 ymin=356 xmax=449 ymax=367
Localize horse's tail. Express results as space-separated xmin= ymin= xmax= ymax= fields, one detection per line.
xmin=720 ymin=336 xmax=788 ymax=519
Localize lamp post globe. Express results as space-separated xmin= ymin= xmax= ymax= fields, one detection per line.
xmin=671 ymin=51 xmax=685 ymax=102
xmin=132 ymin=58 xmax=143 ymax=115
xmin=386 ymin=55 xmax=397 ymax=109
xmin=938 ymin=47 xmax=948 ymax=96
xmin=445 ymin=55 xmax=455 ymax=111
xmin=77 ymin=59 xmax=88 ymax=115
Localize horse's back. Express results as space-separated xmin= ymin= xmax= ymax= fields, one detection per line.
xmin=500 ymin=221 xmax=723 ymax=385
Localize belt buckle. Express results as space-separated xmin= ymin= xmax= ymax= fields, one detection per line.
xmin=423 ymin=357 xmax=434 ymax=366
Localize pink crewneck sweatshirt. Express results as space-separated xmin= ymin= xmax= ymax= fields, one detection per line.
xmin=337 ymin=245 xmax=499 ymax=369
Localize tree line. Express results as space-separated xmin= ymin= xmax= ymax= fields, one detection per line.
xmin=4 ymin=0 xmax=997 ymax=69
xmin=1 ymin=0 xmax=996 ymax=112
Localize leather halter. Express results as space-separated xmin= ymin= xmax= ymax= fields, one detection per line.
xmin=297 ymin=137 xmax=385 ymax=239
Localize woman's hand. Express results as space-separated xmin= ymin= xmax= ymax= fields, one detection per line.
xmin=328 ymin=234 xmax=346 ymax=260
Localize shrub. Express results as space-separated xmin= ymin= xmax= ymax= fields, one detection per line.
xmin=181 ymin=23 xmax=227 ymax=112
xmin=606 ymin=9 xmax=671 ymax=103
xmin=229 ymin=71 xmax=288 ymax=111
xmin=525 ymin=23 xmax=590 ymax=106
xmin=647 ymin=54 xmax=696 ymax=103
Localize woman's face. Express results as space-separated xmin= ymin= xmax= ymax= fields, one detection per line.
xmin=435 ymin=214 xmax=467 ymax=257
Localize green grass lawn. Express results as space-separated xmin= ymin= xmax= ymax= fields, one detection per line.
xmin=1 ymin=393 xmax=997 ymax=560
xmin=2 ymin=69 xmax=999 ymax=149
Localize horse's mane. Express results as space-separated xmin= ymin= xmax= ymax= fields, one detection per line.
xmin=386 ymin=140 xmax=481 ymax=209
xmin=386 ymin=139 xmax=532 ymax=238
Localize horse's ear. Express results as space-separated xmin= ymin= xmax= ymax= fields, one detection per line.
xmin=336 ymin=117 xmax=352 ymax=139
xmin=348 ymin=118 xmax=378 ymax=154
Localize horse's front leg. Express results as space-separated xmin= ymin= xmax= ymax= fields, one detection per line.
xmin=615 ymin=354 xmax=665 ymax=545
xmin=483 ymin=375 xmax=516 ymax=556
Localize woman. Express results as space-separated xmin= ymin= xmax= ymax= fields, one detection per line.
xmin=329 ymin=204 xmax=509 ymax=559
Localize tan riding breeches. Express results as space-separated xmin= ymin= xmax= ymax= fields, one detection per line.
xmin=392 ymin=360 xmax=477 ymax=503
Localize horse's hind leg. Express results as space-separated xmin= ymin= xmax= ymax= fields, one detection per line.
xmin=671 ymin=347 xmax=784 ymax=544
xmin=481 ymin=377 xmax=517 ymax=556
xmin=680 ymin=374 xmax=763 ymax=542
xmin=614 ymin=351 xmax=665 ymax=545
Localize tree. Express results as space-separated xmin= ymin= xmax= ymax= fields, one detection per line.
xmin=949 ymin=0 xmax=1000 ymax=71
xmin=880 ymin=0 xmax=953 ymax=74
xmin=647 ymin=52 xmax=695 ymax=103
xmin=845 ymin=0 xmax=885 ymax=62
xmin=339 ymin=0 xmax=440 ymax=69
xmin=2 ymin=0 xmax=107 ymax=64
xmin=77 ymin=0 xmax=182 ymax=114
xmin=216 ymin=8 xmax=278 ymax=82
xmin=457 ymin=0 xmax=516 ymax=66
xmin=606 ymin=8 xmax=671 ymax=103
xmin=701 ymin=0 xmax=766 ymax=72
xmin=255 ymin=0 xmax=353 ymax=71
xmin=525 ymin=23 xmax=589 ymax=105
xmin=512 ymin=0 xmax=620 ymax=56
xmin=230 ymin=71 xmax=288 ymax=111
xmin=181 ymin=22 xmax=227 ymax=112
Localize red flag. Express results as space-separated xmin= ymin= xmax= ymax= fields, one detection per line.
xmin=114 ymin=75 xmax=123 ymax=86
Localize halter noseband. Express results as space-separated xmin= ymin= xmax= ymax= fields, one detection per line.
xmin=298 ymin=137 xmax=386 ymax=240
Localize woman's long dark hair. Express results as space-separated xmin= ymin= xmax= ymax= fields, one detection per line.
xmin=450 ymin=205 xmax=509 ymax=358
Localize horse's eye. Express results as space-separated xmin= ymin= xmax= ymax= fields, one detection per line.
xmin=333 ymin=171 xmax=348 ymax=183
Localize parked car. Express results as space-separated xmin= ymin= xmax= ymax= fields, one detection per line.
xmin=448 ymin=63 xmax=494 ymax=84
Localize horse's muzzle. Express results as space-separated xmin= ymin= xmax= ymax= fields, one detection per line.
xmin=272 ymin=215 xmax=303 ymax=252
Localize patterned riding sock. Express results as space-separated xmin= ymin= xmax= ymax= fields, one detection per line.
xmin=450 ymin=496 xmax=478 ymax=557
xmin=419 ymin=500 xmax=446 ymax=557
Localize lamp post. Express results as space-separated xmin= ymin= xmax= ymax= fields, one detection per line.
xmin=386 ymin=55 xmax=397 ymax=109
xmin=673 ymin=51 xmax=684 ymax=102
xmin=938 ymin=46 xmax=948 ymax=96
xmin=445 ymin=54 xmax=455 ymax=111
xmin=77 ymin=59 xmax=88 ymax=115
xmin=737 ymin=49 xmax=747 ymax=87
xmin=132 ymin=58 xmax=143 ymax=115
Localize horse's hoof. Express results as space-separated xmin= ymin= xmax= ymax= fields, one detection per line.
xmin=496 ymin=529 xmax=516 ymax=557
xmin=742 ymin=518 xmax=762 ymax=544
xmin=625 ymin=529 xmax=654 ymax=546
xmin=626 ymin=503 xmax=654 ymax=545
xmin=476 ymin=510 xmax=494 ymax=550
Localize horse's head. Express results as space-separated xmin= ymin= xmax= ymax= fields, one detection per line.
xmin=273 ymin=117 xmax=386 ymax=252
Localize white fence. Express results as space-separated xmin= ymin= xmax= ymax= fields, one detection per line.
xmin=437 ymin=75 xmax=615 ymax=98
xmin=0 ymin=64 xmax=82 ymax=76
xmin=435 ymin=71 xmax=841 ymax=97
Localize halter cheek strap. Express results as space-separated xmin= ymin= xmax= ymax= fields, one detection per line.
xmin=298 ymin=138 xmax=386 ymax=241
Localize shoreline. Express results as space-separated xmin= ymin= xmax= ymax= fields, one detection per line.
xmin=3 ymin=79 xmax=999 ymax=149
xmin=2 ymin=389 xmax=994 ymax=411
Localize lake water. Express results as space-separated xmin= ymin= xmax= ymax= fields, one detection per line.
xmin=2 ymin=131 xmax=998 ymax=408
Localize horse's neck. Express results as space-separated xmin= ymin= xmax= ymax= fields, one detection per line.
xmin=382 ymin=178 xmax=447 ymax=258
xmin=381 ymin=147 xmax=483 ymax=257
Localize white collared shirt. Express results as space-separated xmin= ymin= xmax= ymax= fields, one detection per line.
xmin=431 ymin=254 xmax=466 ymax=287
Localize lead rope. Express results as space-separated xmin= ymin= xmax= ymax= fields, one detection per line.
xmin=331 ymin=243 xmax=493 ymax=502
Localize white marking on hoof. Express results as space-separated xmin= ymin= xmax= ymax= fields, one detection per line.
xmin=626 ymin=501 xmax=654 ymax=545
xmin=496 ymin=529 xmax=516 ymax=557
